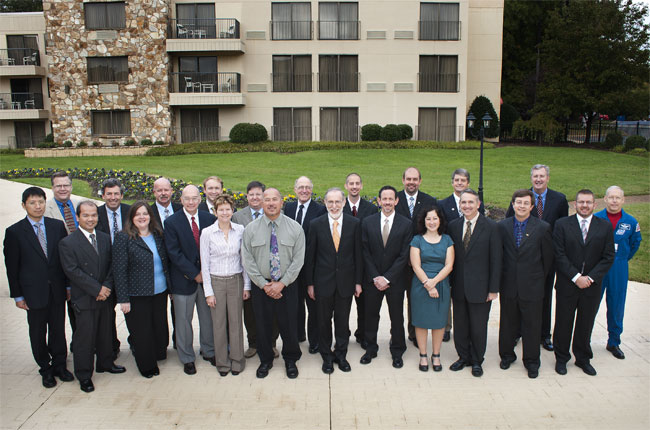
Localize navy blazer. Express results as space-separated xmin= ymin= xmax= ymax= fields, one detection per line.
xmin=438 ymin=193 xmax=485 ymax=222
xmin=395 ymin=190 xmax=437 ymax=235
xmin=150 ymin=202 xmax=182 ymax=230
xmin=343 ymin=198 xmax=378 ymax=220
xmin=97 ymin=202 xmax=131 ymax=238
xmin=506 ymin=188 xmax=568 ymax=230
xmin=4 ymin=217 xmax=68 ymax=309
xmin=163 ymin=209 xmax=216 ymax=295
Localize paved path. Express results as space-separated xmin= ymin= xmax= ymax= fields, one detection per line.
xmin=0 ymin=179 xmax=648 ymax=429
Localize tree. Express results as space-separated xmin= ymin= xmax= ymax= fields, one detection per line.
xmin=467 ymin=96 xmax=499 ymax=139
xmin=0 ymin=0 xmax=42 ymax=12
xmin=537 ymin=0 xmax=649 ymax=144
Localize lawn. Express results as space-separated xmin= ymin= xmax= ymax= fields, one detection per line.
xmin=622 ymin=202 xmax=649 ymax=284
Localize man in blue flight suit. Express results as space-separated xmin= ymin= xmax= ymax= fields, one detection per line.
xmin=594 ymin=186 xmax=642 ymax=360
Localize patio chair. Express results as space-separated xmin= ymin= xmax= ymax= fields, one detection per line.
xmin=184 ymin=76 xmax=194 ymax=92
xmin=24 ymin=99 xmax=35 ymax=109
xmin=177 ymin=24 xmax=189 ymax=38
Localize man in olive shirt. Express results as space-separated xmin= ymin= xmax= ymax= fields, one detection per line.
xmin=241 ymin=188 xmax=305 ymax=379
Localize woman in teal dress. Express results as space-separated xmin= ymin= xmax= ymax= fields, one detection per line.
xmin=410 ymin=205 xmax=455 ymax=372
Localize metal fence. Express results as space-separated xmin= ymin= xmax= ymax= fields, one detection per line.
xmin=0 ymin=92 xmax=44 ymax=110
xmin=0 ymin=48 xmax=40 ymax=66
xmin=177 ymin=127 xmax=221 ymax=143
xmin=502 ymin=120 xmax=650 ymax=144
xmin=168 ymin=19 xmax=240 ymax=39
xmin=169 ymin=72 xmax=241 ymax=93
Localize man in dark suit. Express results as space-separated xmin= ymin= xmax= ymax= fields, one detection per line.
xmin=448 ymin=189 xmax=502 ymax=377
xmin=4 ymin=187 xmax=73 ymax=388
xmin=283 ymin=176 xmax=327 ymax=353
xmin=498 ymin=189 xmax=554 ymax=379
xmin=198 ymin=176 xmax=223 ymax=215
xmin=360 ymin=185 xmax=413 ymax=368
xmin=343 ymin=173 xmax=378 ymax=349
xmin=395 ymin=167 xmax=437 ymax=347
xmin=164 ymin=185 xmax=216 ymax=375
xmin=95 ymin=178 xmax=130 ymax=358
xmin=305 ymin=187 xmax=363 ymax=374
xmin=506 ymin=164 xmax=568 ymax=351
xmin=59 ymin=201 xmax=125 ymax=393
xmin=553 ymin=189 xmax=614 ymax=376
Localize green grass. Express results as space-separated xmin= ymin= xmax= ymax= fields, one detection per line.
xmin=622 ymin=202 xmax=649 ymax=284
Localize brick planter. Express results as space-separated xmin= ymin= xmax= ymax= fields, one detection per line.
xmin=24 ymin=146 xmax=156 ymax=158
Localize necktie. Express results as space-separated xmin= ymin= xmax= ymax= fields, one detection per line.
xmin=210 ymin=206 xmax=215 ymax=215
xmin=191 ymin=216 xmax=200 ymax=249
xmin=270 ymin=222 xmax=281 ymax=281
xmin=382 ymin=218 xmax=390 ymax=247
xmin=36 ymin=223 xmax=47 ymax=257
xmin=408 ymin=196 xmax=415 ymax=217
xmin=112 ymin=210 xmax=119 ymax=241
xmin=515 ymin=222 xmax=523 ymax=248
xmin=253 ymin=211 xmax=260 ymax=220
xmin=62 ymin=203 xmax=76 ymax=233
xmin=352 ymin=205 xmax=357 ymax=217
xmin=581 ymin=219 xmax=588 ymax=242
xmin=536 ymin=196 xmax=544 ymax=218
xmin=89 ymin=233 xmax=98 ymax=254
xmin=463 ymin=220 xmax=472 ymax=250
xmin=296 ymin=204 xmax=304 ymax=225
xmin=332 ymin=220 xmax=340 ymax=252
xmin=164 ymin=207 xmax=170 ymax=220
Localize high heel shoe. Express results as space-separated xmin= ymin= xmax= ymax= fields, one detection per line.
xmin=432 ymin=354 xmax=442 ymax=372
xmin=419 ymin=353 xmax=429 ymax=372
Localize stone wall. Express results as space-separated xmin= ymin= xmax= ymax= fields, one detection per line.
xmin=43 ymin=0 xmax=173 ymax=144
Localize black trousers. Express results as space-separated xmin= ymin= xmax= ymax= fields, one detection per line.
xmin=125 ymin=292 xmax=169 ymax=375
xmin=452 ymin=296 xmax=492 ymax=365
xmin=66 ymin=299 xmax=76 ymax=335
xmin=251 ymin=283 xmax=302 ymax=365
xmin=499 ymin=296 xmax=543 ymax=370
xmin=316 ymin=290 xmax=353 ymax=361
xmin=405 ymin=270 xmax=416 ymax=339
xmin=297 ymin=281 xmax=319 ymax=347
xmin=540 ymin=265 xmax=556 ymax=340
xmin=72 ymin=301 xmax=113 ymax=381
xmin=553 ymin=290 xmax=601 ymax=364
xmin=26 ymin=293 xmax=67 ymax=375
xmin=364 ymin=283 xmax=406 ymax=358
xmin=353 ymin=292 xmax=365 ymax=341
xmin=243 ymin=296 xmax=257 ymax=347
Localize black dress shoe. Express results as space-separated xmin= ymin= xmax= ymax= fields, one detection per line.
xmin=360 ymin=352 xmax=376 ymax=365
xmin=231 ymin=371 xmax=240 ymax=376
xmin=443 ymin=331 xmax=451 ymax=342
xmin=500 ymin=358 xmax=515 ymax=370
xmin=555 ymin=362 xmax=567 ymax=375
xmin=285 ymin=362 xmax=299 ymax=379
xmin=392 ymin=357 xmax=404 ymax=368
xmin=527 ymin=367 xmax=539 ymax=379
xmin=183 ymin=362 xmax=197 ymax=375
xmin=333 ymin=357 xmax=351 ymax=372
xmin=308 ymin=344 xmax=319 ymax=354
xmin=203 ymin=355 xmax=216 ymax=366
xmin=449 ymin=358 xmax=468 ymax=371
xmin=153 ymin=367 xmax=160 ymax=376
xmin=143 ymin=370 xmax=155 ymax=378
xmin=471 ymin=364 xmax=483 ymax=377
xmin=418 ymin=353 xmax=429 ymax=372
xmin=606 ymin=345 xmax=625 ymax=359
xmin=431 ymin=354 xmax=442 ymax=372
xmin=541 ymin=338 xmax=554 ymax=352
xmin=575 ymin=361 xmax=597 ymax=376
xmin=356 ymin=338 xmax=368 ymax=350
xmin=53 ymin=368 xmax=74 ymax=382
xmin=256 ymin=362 xmax=273 ymax=378
xmin=96 ymin=364 xmax=126 ymax=374
xmin=79 ymin=379 xmax=94 ymax=393
xmin=322 ymin=361 xmax=334 ymax=374
xmin=218 ymin=370 xmax=229 ymax=377
xmin=42 ymin=373 xmax=57 ymax=388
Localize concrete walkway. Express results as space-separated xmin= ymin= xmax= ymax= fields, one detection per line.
xmin=0 ymin=179 xmax=648 ymax=430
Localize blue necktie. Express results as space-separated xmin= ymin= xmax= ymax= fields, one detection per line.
xmin=270 ymin=222 xmax=281 ymax=281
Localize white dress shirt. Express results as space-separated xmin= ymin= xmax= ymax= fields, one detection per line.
xmin=79 ymin=227 xmax=98 ymax=246
xmin=572 ymin=214 xmax=595 ymax=283
xmin=183 ymin=208 xmax=200 ymax=229
xmin=328 ymin=214 xmax=343 ymax=236
xmin=295 ymin=199 xmax=311 ymax=225
xmin=200 ymin=222 xmax=251 ymax=295
xmin=347 ymin=198 xmax=359 ymax=214
xmin=380 ymin=210 xmax=396 ymax=234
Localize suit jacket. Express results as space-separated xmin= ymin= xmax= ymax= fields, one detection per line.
xmin=553 ymin=215 xmax=615 ymax=298
xmin=438 ymin=193 xmax=485 ymax=222
xmin=4 ymin=217 xmax=68 ymax=309
xmin=361 ymin=212 xmax=413 ymax=289
xmin=112 ymin=231 xmax=171 ymax=303
xmin=163 ymin=209 xmax=216 ymax=295
xmin=284 ymin=199 xmax=327 ymax=283
xmin=44 ymin=197 xmax=81 ymax=235
xmin=150 ymin=202 xmax=182 ymax=229
xmin=395 ymin=190 xmax=437 ymax=223
xmin=498 ymin=216 xmax=554 ymax=301
xmin=59 ymin=229 xmax=113 ymax=310
xmin=305 ymin=214 xmax=363 ymax=298
xmin=505 ymin=188 xmax=568 ymax=229
xmin=343 ymin=198 xmax=378 ymax=220
xmin=232 ymin=205 xmax=261 ymax=227
xmin=97 ymin=203 xmax=131 ymax=237
xmin=449 ymin=214 xmax=502 ymax=303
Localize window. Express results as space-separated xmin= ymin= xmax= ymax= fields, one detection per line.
xmin=320 ymin=107 xmax=358 ymax=141
xmin=84 ymin=2 xmax=126 ymax=30
xmin=177 ymin=3 xmax=216 ymax=38
xmin=319 ymin=55 xmax=358 ymax=92
xmin=180 ymin=109 xmax=219 ymax=143
xmin=420 ymin=3 xmax=460 ymax=40
xmin=91 ymin=110 xmax=131 ymax=136
xmin=273 ymin=55 xmax=312 ymax=92
xmin=273 ymin=108 xmax=312 ymax=141
xmin=87 ymin=57 xmax=128 ymax=84
xmin=419 ymin=55 xmax=458 ymax=92
xmin=418 ymin=108 xmax=456 ymax=141
xmin=14 ymin=121 xmax=45 ymax=148
xmin=272 ymin=3 xmax=311 ymax=40
xmin=6 ymin=35 xmax=39 ymax=66
xmin=318 ymin=2 xmax=358 ymax=40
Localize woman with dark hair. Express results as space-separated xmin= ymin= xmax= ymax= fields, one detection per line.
xmin=113 ymin=200 xmax=170 ymax=378
xmin=409 ymin=205 xmax=455 ymax=372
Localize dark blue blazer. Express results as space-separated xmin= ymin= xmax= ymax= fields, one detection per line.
xmin=97 ymin=202 xmax=131 ymax=237
xmin=163 ymin=209 xmax=215 ymax=295
xmin=505 ymin=188 xmax=568 ymax=230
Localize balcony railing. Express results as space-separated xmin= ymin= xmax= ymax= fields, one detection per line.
xmin=170 ymin=72 xmax=241 ymax=93
xmin=177 ymin=126 xmax=221 ymax=143
xmin=418 ymin=20 xmax=461 ymax=41
xmin=270 ymin=20 xmax=313 ymax=40
xmin=271 ymin=73 xmax=313 ymax=92
xmin=417 ymin=73 xmax=460 ymax=92
xmin=0 ymin=92 xmax=44 ymax=109
xmin=0 ymin=48 xmax=41 ymax=66
xmin=271 ymin=125 xmax=312 ymax=142
xmin=318 ymin=73 xmax=359 ymax=92
xmin=168 ymin=19 xmax=240 ymax=39
xmin=317 ymin=20 xmax=359 ymax=40
xmin=415 ymin=125 xmax=463 ymax=142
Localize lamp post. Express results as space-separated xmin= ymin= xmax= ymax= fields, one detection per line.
xmin=466 ymin=112 xmax=492 ymax=203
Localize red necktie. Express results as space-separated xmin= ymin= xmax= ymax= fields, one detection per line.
xmin=352 ymin=206 xmax=357 ymax=217
xmin=191 ymin=216 xmax=200 ymax=249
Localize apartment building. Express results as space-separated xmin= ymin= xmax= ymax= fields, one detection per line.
xmin=35 ymin=0 xmax=503 ymax=146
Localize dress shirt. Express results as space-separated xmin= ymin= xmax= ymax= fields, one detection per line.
xmin=513 ymin=216 xmax=530 ymax=245
xmin=200 ymin=222 xmax=251 ymax=295
xmin=532 ymin=188 xmax=548 ymax=211
xmin=295 ymin=199 xmax=311 ymax=224
xmin=380 ymin=211 xmax=396 ymax=234
xmin=347 ymin=198 xmax=359 ymax=214
xmin=55 ymin=198 xmax=78 ymax=227
xmin=453 ymin=193 xmax=461 ymax=215
xmin=79 ymin=227 xmax=98 ymax=246
xmin=15 ymin=216 xmax=48 ymax=303
xmin=107 ymin=206 xmax=123 ymax=239
xmin=328 ymin=215 xmax=343 ymax=236
xmin=249 ymin=207 xmax=263 ymax=219
xmin=155 ymin=202 xmax=175 ymax=225
xmin=571 ymin=214 xmax=594 ymax=283
xmin=183 ymin=208 xmax=200 ymax=229
xmin=141 ymin=234 xmax=168 ymax=295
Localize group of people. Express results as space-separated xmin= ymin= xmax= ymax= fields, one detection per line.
xmin=4 ymin=164 xmax=642 ymax=393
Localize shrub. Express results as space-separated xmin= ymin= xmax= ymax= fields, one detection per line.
xmin=500 ymin=103 xmax=520 ymax=134
xmin=397 ymin=124 xmax=413 ymax=140
xmin=511 ymin=114 xmax=563 ymax=144
xmin=380 ymin=124 xmax=402 ymax=142
xmin=77 ymin=140 xmax=88 ymax=148
xmin=628 ymin=148 xmax=648 ymax=157
xmin=140 ymin=139 xmax=153 ymax=146
xmin=467 ymin=95 xmax=500 ymax=138
xmin=229 ymin=123 xmax=268 ymax=143
xmin=603 ymin=131 xmax=623 ymax=149
xmin=611 ymin=145 xmax=625 ymax=153
xmin=624 ymin=135 xmax=647 ymax=151
xmin=154 ymin=140 xmax=165 ymax=145
xmin=63 ymin=140 xmax=73 ymax=148
xmin=43 ymin=133 xmax=54 ymax=143
xmin=361 ymin=124 xmax=382 ymax=141
xmin=111 ymin=140 xmax=120 ymax=147
xmin=36 ymin=141 xmax=55 ymax=149
xmin=124 ymin=139 xmax=137 ymax=147
xmin=92 ymin=141 xmax=101 ymax=147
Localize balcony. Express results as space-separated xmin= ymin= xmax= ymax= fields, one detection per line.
xmin=166 ymin=19 xmax=245 ymax=53
xmin=317 ymin=21 xmax=359 ymax=40
xmin=169 ymin=72 xmax=245 ymax=106
xmin=0 ymin=92 xmax=48 ymax=120
xmin=270 ymin=20 xmax=313 ymax=40
xmin=0 ymin=49 xmax=46 ymax=77
xmin=417 ymin=73 xmax=460 ymax=93
xmin=418 ymin=20 xmax=461 ymax=41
